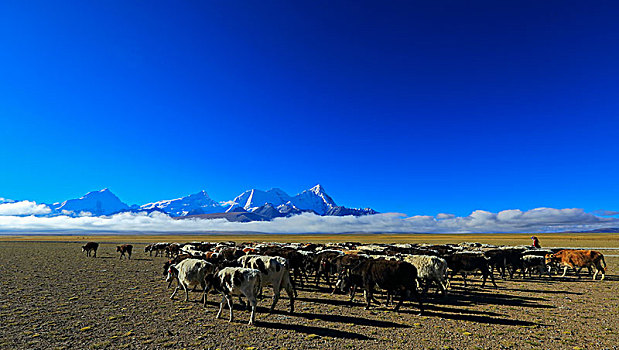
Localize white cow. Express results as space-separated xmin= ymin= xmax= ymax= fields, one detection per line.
xmin=166 ymin=258 xmax=215 ymax=304
xmin=238 ymin=255 xmax=295 ymax=313
xmin=204 ymin=267 xmax=262 ymax=325
xmin=402 ymin=255 xmax=449 ymax=295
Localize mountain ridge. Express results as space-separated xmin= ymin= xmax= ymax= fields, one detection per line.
xmin=41 ymin=185 xmax=378 ymax=221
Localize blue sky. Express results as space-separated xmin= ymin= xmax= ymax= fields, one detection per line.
xmin=1 ymin=1 xmax=618 ymax=217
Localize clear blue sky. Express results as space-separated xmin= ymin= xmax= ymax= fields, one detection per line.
xmin=1 ymin=1 xmax=618 ymax=216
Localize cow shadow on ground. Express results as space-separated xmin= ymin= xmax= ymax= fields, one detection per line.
xmin=266 ymin=308 xmax=409 ymax=328
xmin=432 ymin=289 xmax=553 ymax=309
xmin=408 ymin=309 xmax=540 ymax=327
xmin=503 ymin=287 xmax=583 ymax=295
xmin=131 ymin=258 xmax=153 ymax=261
xmin=295 ymin=295 xmax=359 ymax=307
xmin=257 ymin=320 xmax=372 ymax=340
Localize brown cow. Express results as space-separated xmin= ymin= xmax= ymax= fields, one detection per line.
xmin=116 ymin=244 xmax=133 ymax=260
xmin=545 ymin=250 xmax=607 ymax=280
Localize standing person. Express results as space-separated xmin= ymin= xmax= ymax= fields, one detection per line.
xmin=531 ymin=236 xmax=541 ymax=248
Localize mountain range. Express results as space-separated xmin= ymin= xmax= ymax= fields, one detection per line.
xmin=36 ymin=185 xmax=377 ymax=221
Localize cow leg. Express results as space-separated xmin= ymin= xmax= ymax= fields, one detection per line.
xmin=488 ymin=269 xmax=498 ymax=288
xmin=410 ymin=287 xmax=424 ymax=315
xmin=170 ymin=284 xmax=181 ymax=300
xmin=365 ymin=287 xmax=373 ymax=310
xmin=439 ymin=278 xmax=449 ymax=296
xmin=421 ymin=279 xmax=430 ymax=297
xmin=226 ymin=295 xmax=234 ymax=323
xmin=461 ymin=273 xmax=468 ymax=287
xmin=393 ymin=292 xmax=404 ymax=312
xmin=183 ymin=283 xmax=190 ymax=302
xmin=269 ymin=285 xmax=281 ymax=313
xmin=283 ymin=275 xmax=295 ymax=313
xmin=202 ymin=286 xmax=209 ymax=307
xmin=593 ymin=267 xmax=599 ymax=280
xmin=348 ymin=286 xmax=356 ymax=304
xmin=248 ymin=295 xmax=257 ymax=325
xmin=216 ymin=296 xmax=226 ymax=319
xmin=561 ymin=266 xmax=569 ymax=277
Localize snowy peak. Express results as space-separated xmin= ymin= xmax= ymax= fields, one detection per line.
xmin=140 ymin=190 xmax=222 ymax=217
xmin=232 ymin=188 xmax=292 ymax=210
xmin=42 ymin=184 xmax=377 ymax=220
xmin=288 ymin=184 xmax=336 ymax=215
xmin=51 ymin=188 xmax=129 ymax=216
xmin=226 ymin=184 xmax=344 ymax=215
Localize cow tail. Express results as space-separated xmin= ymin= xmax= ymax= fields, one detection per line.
xmin=601 ymin=255 xmax=607 ymax=273
xmin=254 ymin=274 xmax=262 ymax=297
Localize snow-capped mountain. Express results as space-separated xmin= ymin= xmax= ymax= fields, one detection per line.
xmin=140 ymin=190 xmax=223 ymax=217
xmin=288 ymin=184 xmax=336 ymax=215
xmin=228 ymin=188 xmax=292 ymax=211
xmin=50 ymin=188 xmax=129 ymax=216
xmin=38 ymin=184 xmax=377 ymax=221
xmin=226 ymin=185 xmax=338 ymax=215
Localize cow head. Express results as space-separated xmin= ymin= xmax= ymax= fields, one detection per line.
xmin=203 ymin=268 xmax=221 ymax=292
xmin=166 ymin=265 xmax=178 ymax=283
xmin=544 ymin=253 xmax=557 ymax=265
xmin=163 ymin=261 xmax=173 ymax=276
xmin=337 ymin=268 xmax=353 ymax=292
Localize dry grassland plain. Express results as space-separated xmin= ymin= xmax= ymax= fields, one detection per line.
xmin=1 ymin=233 xmax=617 ymax=349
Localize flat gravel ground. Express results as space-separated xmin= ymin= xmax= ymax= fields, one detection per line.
xmin=1 ymin=242 xmax=617 ymax=350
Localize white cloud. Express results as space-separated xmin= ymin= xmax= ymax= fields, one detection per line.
xmin=592 ymin=210 xmax=619 ymax=217
xmin=0 ymin=207 xmax=616 ymax=234
xmin=0 ymin=201 xmax=51 ymax=216
xmin=436 ymin=213 xmax=455 ymax=219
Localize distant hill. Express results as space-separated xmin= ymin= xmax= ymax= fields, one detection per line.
xmin=175 ymin=212 xmax=269 ymax=223
xmin=564 ymin=227 xmax=619 ymax=233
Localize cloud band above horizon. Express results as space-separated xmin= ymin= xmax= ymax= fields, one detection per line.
xmin=0 ymin=201 xmax=616 ymax=234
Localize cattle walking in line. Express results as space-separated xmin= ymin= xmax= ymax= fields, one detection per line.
xmin=116 ymin=244 xmax=133 ymax=260
xmin=166 ymin=258 xmax=215 ymax=304
xmin=203 ymin=267 xmax=262 ymax=325
xmin=81 ymin=242 xmax=99 ymax=257
xmin=545 ymin=250 xmax=607 ymax=280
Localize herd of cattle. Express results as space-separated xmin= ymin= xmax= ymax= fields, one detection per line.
xmin=81 ymin=240 xmax=608 ymax=325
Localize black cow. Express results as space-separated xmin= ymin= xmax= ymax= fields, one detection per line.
xmin=81 ymin=242 xmax=99 ymax=257
xmin=311 ymin=250 xmax=343 ymax=287
xmin=116 ymin=244 xmax=133 ymax=260
xmin=343 ymin=259 xmax=424 ymax=315
xmin=445 ymin=252 xmax=497 ymax=288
